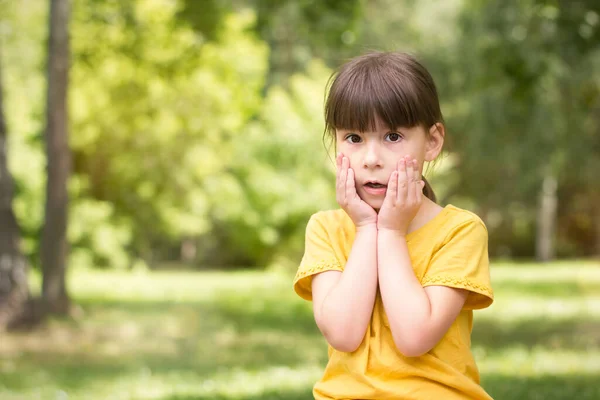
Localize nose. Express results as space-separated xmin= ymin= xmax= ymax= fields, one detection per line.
xmin=363 ymin=143 xmax=383 ymax=169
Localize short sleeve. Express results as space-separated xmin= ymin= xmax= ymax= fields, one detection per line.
xmin=293 ymin=213 xmax=344 ymax=301
xmin=421 ymin=218 xmax=494 ymax=310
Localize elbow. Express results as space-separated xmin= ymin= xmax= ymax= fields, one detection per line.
xmin=398 ymin=345 xmax=428 ymax=358
xmin=323 ymin=328 xmax=363 ymax=353
xmin=392 ymin=333 xmax=431 ymax=358
xmin=330 ymin=338 xmax=361 ymax=353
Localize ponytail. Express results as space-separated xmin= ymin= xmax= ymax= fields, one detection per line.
xmin=422 ymin=176 xmax=436 ymax=202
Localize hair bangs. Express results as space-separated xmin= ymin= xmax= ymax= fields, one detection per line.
xmin=325 ymin=58 xmax=430 ymax=134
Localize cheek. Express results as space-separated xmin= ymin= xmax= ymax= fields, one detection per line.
xmin=338 ymin=144 xmax=358 ymax=164
xmin=348 ymin=154 xmax=361 ymax=170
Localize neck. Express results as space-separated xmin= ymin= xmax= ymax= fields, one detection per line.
xmin=407 ymin=197 xmax=443 ymax=234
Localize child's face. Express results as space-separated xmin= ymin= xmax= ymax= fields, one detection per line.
xmin=335 ymin=119 xmax=443 ymax=210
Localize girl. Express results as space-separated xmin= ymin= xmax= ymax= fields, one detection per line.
xmin=293 ymin=51 xmax=494 ymax=400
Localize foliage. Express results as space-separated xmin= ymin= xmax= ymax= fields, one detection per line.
xmin=178 ymin=0 xmax=364 ymax=88
xmin=444 ymin=0 xmax=600 ymax=257
xmin=201 ymin=60 xmax=336 ymax=267
xmin=1 ymin=0 xmax=599 ymax=270
xmin=1 ymin=0 xmax=47 ymax=265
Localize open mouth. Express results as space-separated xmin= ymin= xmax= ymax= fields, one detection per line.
xmin=365 ymin=182 xmax=386 ymax=189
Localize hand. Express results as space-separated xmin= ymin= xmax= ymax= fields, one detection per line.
xmin=336 ymin=153 xmax=377 ymax=228
xmin=377 ymin=156 xmax=425 ymax=235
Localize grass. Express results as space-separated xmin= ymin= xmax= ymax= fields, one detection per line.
xmin=0 ymin=260 xmax=599 ymax=399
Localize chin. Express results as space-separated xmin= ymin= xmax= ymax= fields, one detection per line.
xmin=366 ymin=200 xmax=383 ymax=211
xmin=358 ymin=191 xmax=383 ymax=211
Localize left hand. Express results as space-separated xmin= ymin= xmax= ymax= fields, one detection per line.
xmin=377 ymin=156 xmax=425 ymax=235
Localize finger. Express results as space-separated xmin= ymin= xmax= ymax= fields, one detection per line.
xmin=404 ymin=155 xmax=412 ymax=181
xmin=406 ymin=158 xmax=416 ymax=205
xmin=406 ymin=157 xmax=415 ymax=180
xmin=336 ymin=153 xmax=341 ymax=186
xmin=336 ymin=154 xmax=343 ymax=198
xmin=336 ymin=153 xmax=343 ymax=183
xmin=397 ymin=158 xmax=408 ymax=203
xmin=339 ymin=156 xmax=348 ymax=202
xmin=385 ymin=171 xmax=398 ymax=206
xmin=413 ymin=159 xmax=420 ymax=183
xmin=414 ymin=160 xmax=423 ymax=201
xmin=346 ymin=167 xmax=357 ymax=200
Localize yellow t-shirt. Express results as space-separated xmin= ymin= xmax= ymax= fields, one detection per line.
xmin=293 ymin=204 xmax=494 ymax=400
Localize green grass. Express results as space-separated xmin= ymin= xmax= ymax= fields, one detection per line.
xmin=1 ymin=260 xmax=599 ymax=399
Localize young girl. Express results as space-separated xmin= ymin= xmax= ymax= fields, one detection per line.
xmin=293 ymin=51 xmax=494 ymax=400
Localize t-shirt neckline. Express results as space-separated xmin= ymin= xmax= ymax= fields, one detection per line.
xmin=405 ymin=204 xmax=454 ymax=242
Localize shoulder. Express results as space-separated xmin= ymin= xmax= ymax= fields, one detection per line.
xmin=442 ymin=205 xmax=487 ymax=231
xmin=304 ymin=209 xmax=354 ymax=250
xmin=436 ymin=205 xmax=488 ymax=244
xmin=306 ymin=209 xmax=352 ymax=233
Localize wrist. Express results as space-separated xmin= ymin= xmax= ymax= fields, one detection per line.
xmin=355 ymin=223 xmax=378 ymax=234
xmin=377 ymin=228 xmax=408 ymax=240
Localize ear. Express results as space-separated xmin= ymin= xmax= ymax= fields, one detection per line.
xmin=425 ymin=123 xmax=445 ymax=162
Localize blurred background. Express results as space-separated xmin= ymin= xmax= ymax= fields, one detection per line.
xmin=0 ymin=0 xmax=599 ymax=399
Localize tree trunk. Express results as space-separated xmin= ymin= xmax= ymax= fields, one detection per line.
xmin=41 ymin=0 xmax=71 ymax=315
xmin=536 ymin=173 xmax=557 ymax=262
xmin=180 ymin=238 xmax=197 ymax=263
xmin=0 ymin=43 xmax=30 ymax=331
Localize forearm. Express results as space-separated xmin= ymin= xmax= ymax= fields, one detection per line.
xmin=321 ymin=225 xmax=378 ymax=351
xmin=377 ymin=229 xmax=433 ymax=356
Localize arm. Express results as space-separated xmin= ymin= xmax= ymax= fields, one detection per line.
xmin=311 ymin=153 xmax=379 ymax=353
xmin=312 ymin=224 xmax=378 ymax=353
xmin=376 ymin=156 xmax=468 ymax=357
xmin=377 ymin=231 xmax=468 ymax=357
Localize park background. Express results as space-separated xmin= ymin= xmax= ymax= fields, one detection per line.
xmin=0 ymin=0 xmax=599 ymax=399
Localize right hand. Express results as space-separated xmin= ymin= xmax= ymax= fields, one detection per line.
xmin=336 ymin=153 xmax=377 ymax=228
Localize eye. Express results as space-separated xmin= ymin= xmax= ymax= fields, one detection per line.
xmin=385 ymin=132 xmax=403 ymax=142
xmin=345 ymin=134 xmax=362 ymax=143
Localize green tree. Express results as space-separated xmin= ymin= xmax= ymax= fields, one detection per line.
xmin=202 ymin=60 xmax=337 ymax=267
xmin=41 ymin=0 xmax=72 ymax=314
xmin=446 ymin=0 xmax=600 ymax=259
xmin=69 ymin=2 xmax=268 ymax=266
xmin=178 ymin=0 xmax=363 ymax=89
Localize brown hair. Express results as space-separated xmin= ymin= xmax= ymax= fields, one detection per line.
xmin=323 ymin=51 xmax=443 ymax=202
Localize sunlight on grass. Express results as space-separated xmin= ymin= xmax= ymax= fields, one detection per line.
xmin=2 ymin=260 xmax=599 ymax=399
xmin=478 ymin=296 xmax=600 ymax=322
xmin=197 ymin=365 xmax=323 ymax=398
xmin=477 ymin=347 xmax=600 ymax=375
xmin=490 ymin=260 xmax=600 ymax=283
